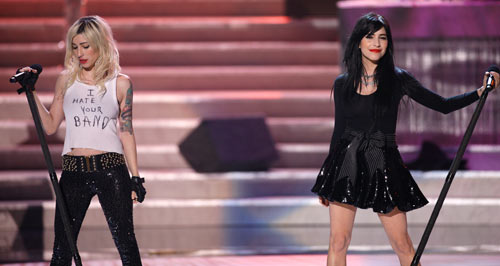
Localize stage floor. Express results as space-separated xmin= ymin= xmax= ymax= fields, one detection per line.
xmin=4 ymin=254 xmax=500 ymax=266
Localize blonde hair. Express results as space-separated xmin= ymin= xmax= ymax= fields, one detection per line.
xmin=63 ymin=15 xmax=120 ymax=95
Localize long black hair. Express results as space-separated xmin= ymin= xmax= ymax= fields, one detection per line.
xmin=342 ymin=12 xmax=398 ymax=116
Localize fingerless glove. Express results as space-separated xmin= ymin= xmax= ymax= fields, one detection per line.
xmin=131 ymin=176 xmax=146 ymax=203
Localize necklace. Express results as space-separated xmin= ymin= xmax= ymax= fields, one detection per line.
xmin=362 ymin=73 xmax=375 ymax=79
xmin=362 ymin=80 xmax=376 ymax=86
xmin=362 ymin=74 xmax=376 ymax=86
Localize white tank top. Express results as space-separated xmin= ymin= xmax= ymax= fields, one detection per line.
xmin=62 ymin=76 xmax=124 ymax=155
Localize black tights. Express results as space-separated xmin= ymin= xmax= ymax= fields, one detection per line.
xmin=50 ymin=165 xmax=142 ymax=266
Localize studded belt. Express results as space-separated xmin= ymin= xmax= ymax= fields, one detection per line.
xmin=62 ymin=152 xmax=126 ymax=172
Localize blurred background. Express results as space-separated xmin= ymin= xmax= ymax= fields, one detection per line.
xmin=1 ymin=0 xmax=500 ymax=264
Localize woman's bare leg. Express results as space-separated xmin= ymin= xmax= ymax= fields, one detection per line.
xmin=326 ymin=201 xmax=357 ymax=266
xmin=378 ymin=208 xmax=421 ymax=266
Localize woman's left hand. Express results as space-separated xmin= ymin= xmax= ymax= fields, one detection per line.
xmin=479 ymin=70 xmax=500 ymax=96
xmin=318 ymin=196 xmax=330 ymax=207
xmin=132 ymin=191 xmax=139 ymax=204
xmin=131 ymin=176 xmax=146 ymax=203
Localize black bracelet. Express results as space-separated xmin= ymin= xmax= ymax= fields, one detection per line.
xmin=131 ymin=176 xmax=145 ymax=182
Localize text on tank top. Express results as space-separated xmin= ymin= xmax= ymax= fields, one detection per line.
xmin=62 ymin=76 xmax=123 ymax=155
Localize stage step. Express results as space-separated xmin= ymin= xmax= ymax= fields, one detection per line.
xmin=1 ymin=66 xmax=339 ymax=92
xmin=2 ymin=117 xmax=498 ymax=148
xmin=0 ymin=0 xmax=283 ymax=18
xmin=2 ymin=196 xmax=500 ymax=232
xmin=3 ymin=254 xmax=500 ymax=266
xmin=0 ymin=118 xmax=334 ymax=147
xmin=0 ymin=18 xmax=64 ymax=43
xmin=3 ymin=223 xmax=500 ymax=262
xmin=1 ymin=196 xmax=500 ymax=262
xmin=0 ymin=0 xmax=338 ymax=18
xmin=1 ymin=90 xmax=335 ymax=121
xmin=0 ymin=42 xmax=340 ymax=67
xmin=2 ymin=170 xmax=500 ymax=201
xmin=0 ymin=0 xmax=63 ymax=18
xmin=0 ymin=17 xmax=338 ymax=43
xmin=1 ymin=144 xmax=500 ymax=170
xmin=87 ymin=0 xmax=285 ymax=17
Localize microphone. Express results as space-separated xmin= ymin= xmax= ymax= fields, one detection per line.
xmin=486 ymin=65 xmax=499 ymax=91
xmin=10 ymin=64 xmax=43 ymax=83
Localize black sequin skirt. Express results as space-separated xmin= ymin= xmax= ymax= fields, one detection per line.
xmin=311 ymin=128 xmax=428 ymax=214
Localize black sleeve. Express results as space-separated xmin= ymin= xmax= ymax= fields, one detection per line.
xmin=401 ymin=69 xmax=479 ymax=114
xmin=329 ymin=75 xmax=347 ymax=154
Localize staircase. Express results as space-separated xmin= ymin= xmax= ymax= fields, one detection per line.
xmin=1 ymin=0 xmax=500 ymax=264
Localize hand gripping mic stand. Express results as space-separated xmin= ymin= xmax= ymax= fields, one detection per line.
xmin=16 ymin=74 xmax=83 ymax=266
xmin=411 ymin=66 xmax=498 ymax=266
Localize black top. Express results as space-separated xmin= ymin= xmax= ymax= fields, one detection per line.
xmin=329 ymin=68 xmax=479 ymax=153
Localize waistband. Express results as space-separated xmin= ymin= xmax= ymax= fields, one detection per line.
xmin=62 ymin=152 xmax=126 ymax=172
xmin=341 ymin=127 xmax=397 ymax=148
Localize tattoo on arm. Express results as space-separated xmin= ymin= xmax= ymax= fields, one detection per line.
xmin=120 ymin=82 xmax=133 ymax=135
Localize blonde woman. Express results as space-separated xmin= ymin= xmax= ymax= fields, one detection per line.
xmin=19 ymin=16 xmax=145 ymax=265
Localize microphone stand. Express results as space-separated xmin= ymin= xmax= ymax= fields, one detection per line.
xmin=17 ymin=84 xmax=82 ymax=266
xmin=411 ymin=86 xmax=492 ymax=266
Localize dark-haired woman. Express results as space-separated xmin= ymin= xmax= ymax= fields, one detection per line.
xmin=311 ymin=12 xmax=498 ymax=266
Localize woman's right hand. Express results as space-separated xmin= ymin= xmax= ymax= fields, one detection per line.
xmin=478 ymin=70 xmax=500 ymax=96
xmin=16 ymin=66 xmax=40 ymax=89
xmin=319 ymin=196 xmax=330 ymax=207
xmin=18 ymin=66 xmax=38 ymax=74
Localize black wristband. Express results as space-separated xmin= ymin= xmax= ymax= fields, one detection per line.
xmin=131 ymin=176 xmax=144 ymax=181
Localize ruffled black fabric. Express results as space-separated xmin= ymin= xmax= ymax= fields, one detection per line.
xmin=312 ymin=128 xmax=428 ymax=214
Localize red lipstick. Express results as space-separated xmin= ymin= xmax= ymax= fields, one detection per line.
xmin=79 ymin=59 xmax=88 ymax=64
xmin=369 ymin=49 xmax=381 ymax=53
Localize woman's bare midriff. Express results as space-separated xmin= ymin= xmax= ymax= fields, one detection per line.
xmin=67 ymin=148 xmax=107 ymax=156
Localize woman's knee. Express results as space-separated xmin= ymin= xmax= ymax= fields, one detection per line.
xmin=329 ymin=233 xmax=351 ymax=253
xmin=391 ymin=235 xmax=414 ymax=255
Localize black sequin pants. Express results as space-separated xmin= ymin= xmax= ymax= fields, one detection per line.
xmin=50 ymin=164 xmax=142 ymax=266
